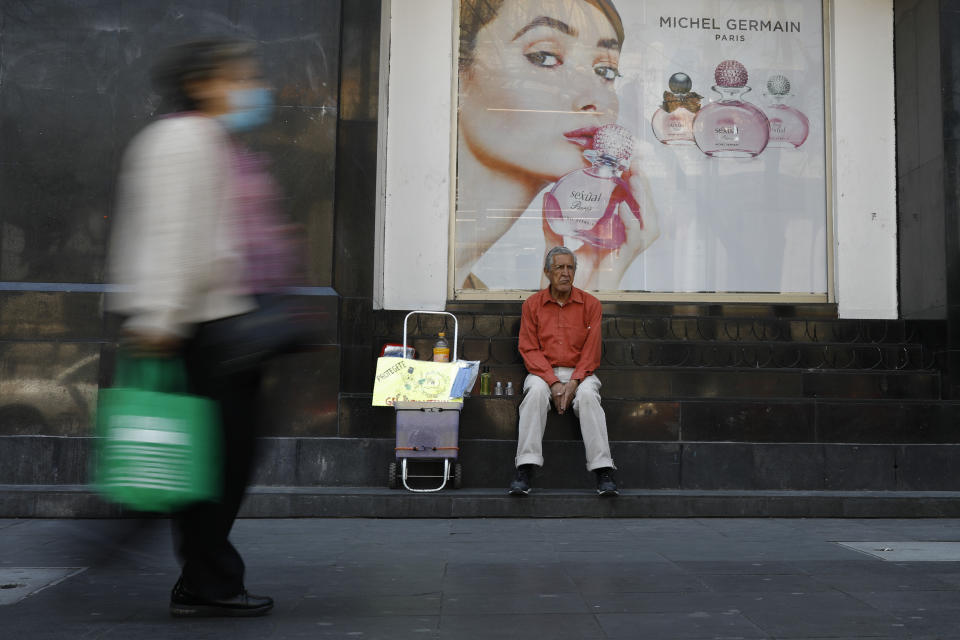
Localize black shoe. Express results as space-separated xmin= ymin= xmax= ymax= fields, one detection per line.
xmin=595 ymin=467 xmax=619 ymax=497
xmin=170 ymin=578 xmax=274 ymax=617
xmin=509 ymin=464 xmax=534 ymax=496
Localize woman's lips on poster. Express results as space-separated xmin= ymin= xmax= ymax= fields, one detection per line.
xmin=563 ymin=127 xmax=599 ymax=149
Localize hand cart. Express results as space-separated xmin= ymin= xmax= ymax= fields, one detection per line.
xmin=387 ymin=311 xmax=463 ymax=492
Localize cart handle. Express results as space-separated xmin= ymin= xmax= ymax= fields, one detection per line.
xmin=402 ymin=311 xmax=458 ymax=361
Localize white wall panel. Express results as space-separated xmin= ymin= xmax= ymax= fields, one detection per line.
xmin=378 ymin=0 xmax=454 ymax=310
xmin=832 ymin=0 xmax=897 ymax=318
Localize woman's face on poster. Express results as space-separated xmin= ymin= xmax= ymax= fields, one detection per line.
xmin=459 ymin=0 xmax=622 ymax=183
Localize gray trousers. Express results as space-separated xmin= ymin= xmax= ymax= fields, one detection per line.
xmin=515 ymin=366 xmax=615 ymax=471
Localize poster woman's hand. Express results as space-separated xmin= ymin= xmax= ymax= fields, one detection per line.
xmin=589 ymin=165 xmax=660 ymax=289
xmin=540 ymin=161 xmax=660 ymax=290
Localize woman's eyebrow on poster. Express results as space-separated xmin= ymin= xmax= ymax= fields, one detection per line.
xmin=512 ymin=15 xmax=621 ymax=50
xmin=512 ymin=16 xmax=575 ymax=40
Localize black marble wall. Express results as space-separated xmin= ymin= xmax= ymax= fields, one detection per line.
xmin=894 ymin=0 xmax=960 ymax=397
xmin=940 ymin=1 xmax=960 ymax=398
xmin=333 ymin=0 xmax=380 ymax=401
xmin=0 ymin=0 xmax=355 ymax=436
xmin=895 ymin=0 xmax=946 ymax=320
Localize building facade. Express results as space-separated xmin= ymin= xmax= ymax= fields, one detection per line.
xmin=2 ymin=0 xmax=960 ymax=515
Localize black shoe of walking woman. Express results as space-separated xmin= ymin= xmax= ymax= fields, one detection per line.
xmin=170 ymin=578 xmax=274 ymax=617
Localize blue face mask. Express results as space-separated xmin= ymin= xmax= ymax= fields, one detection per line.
xmin=218 ymin=87 xmax=274 ymax=132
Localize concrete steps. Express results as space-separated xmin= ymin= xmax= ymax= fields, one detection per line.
xmin=1 ymin=310 xmax=953 ymax=517
xmin=4 ymin=484 xmax=960 ymax=519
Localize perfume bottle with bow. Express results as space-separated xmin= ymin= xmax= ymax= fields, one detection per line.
xmin=693 ymin=60 xmax=770 ymax=158
xmin=763 ymin=74 xmax=809 ymax=149
xmin=651 ymin=72 xmax=702 ymax=145
xmin=542 ymin=124 xmax=642 ymax=250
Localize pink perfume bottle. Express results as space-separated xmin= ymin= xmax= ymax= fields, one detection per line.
xmin=543 ymin=124 xmax=642 ymax=249
xmin=763 ymin=75 xmax=809 ymax=149
xmin=693 ymin=60 xmax=769 ymax=158
xmin=651 ymin=72 xmax=701 ymax=145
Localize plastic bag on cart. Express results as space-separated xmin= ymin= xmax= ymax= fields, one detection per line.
xmin=449 ymin=360 xmax=480 ymax=398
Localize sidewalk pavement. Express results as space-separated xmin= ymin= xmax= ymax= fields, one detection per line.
xmin=2 ymin=517 xmax=960 ymax=639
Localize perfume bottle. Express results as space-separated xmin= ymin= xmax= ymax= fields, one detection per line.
xmin=693 ymin=60 xmax=769 ymax=158
xmin=763 ymin=75 xmax=809 ymax=149
xmin=542 ymin=123 xmax=643 ymax=249
xmin=651 ymin=72 xmax=702 ymax=145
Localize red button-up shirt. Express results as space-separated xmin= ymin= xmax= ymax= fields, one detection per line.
xmin=518 ymin=286 xmax=602 ymax=386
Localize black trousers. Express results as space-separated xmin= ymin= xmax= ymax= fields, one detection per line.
xmin=174 ymin=330 xmax=262 ymax=599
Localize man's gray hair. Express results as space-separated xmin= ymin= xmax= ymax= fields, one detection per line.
xmin=544 ymin=246 xmax=577 ymax=272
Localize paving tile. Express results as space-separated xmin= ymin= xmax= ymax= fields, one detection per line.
xmin=573 ymin=571 xmax=708 ymax=594
xmin=923 ymin=570 xmax=960 ymax=588
xmin=734 ymin=591 xmax=912 ymax=638
xmin=562 ymin=560 xmax=690 ymax=578
xmin=694 ymin=517 xmax=802 ymax=538
xmin=596 ymin=611 xmax=767 ymax=639
xmin=7 ymin=518 xmax=960 ymax=639
xmin=582 ymin=591 xmax=755 ymax=614
xmin=442 ymin=563 xmax=577 ymax=594
xmin=886 ymin=608 xmax=960 ymax=638
xmin=811 ymin=569 xmax=957 ymax=592
xmin=292 ymin=593 xmax=444 ymax=617
xmin=656 ymin=539 xmax=859 ymax=563
xmin=0 ymin=567 xmax=86 ymax=605
xmin=837 ymin=541 xmax=960 ymax=562
xmin=794 ymin=559 xmax=922 ymax=576
xmin=696 ymin=573 xmax=834 ymax=593
xmin=675 ymin=560 xmax=806 ymax=575
xmin=439 ymin=613 xmax=604 ymax=639
xmin=851 ymin=589 xmax=960 ymax=613
xmin=441 ymin=591 xmax=588 ymax=615
xmin=281 ymin=615 xmax=440 ymax=639
xmin=555 ymin=549 xmax=671 ymax=564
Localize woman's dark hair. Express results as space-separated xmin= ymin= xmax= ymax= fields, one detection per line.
xmin=150 ymin=38 xmax=257 ymax=113
xmin=459 ymin=0 xmax=624 ymax=71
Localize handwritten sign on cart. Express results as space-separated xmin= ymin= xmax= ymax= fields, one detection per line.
xmin=372 ymin=357 xmax=464 ymax=407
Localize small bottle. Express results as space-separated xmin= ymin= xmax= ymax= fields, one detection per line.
xmin=651 ymin=72 xmax=701 ymax=145
xmin=494 ymin=381 xmax=503 ymax=396
xmin=479 ymin=366 xmax=491 ymax=395
xmin=693 ymin=60 xmax=770 ymax=158
xmin=542 ymin=123 xmax=643 ymax=250
xmin=505 ymin=381 xmax=514 ymax=396
xmin=432 ymin=332 xmax=450 ymax=362
xmin=762 ymin=75 xmax=809 ymax=149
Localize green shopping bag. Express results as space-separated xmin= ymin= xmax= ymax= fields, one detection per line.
xmin=95 ymin=355 xmax=222 ymax=512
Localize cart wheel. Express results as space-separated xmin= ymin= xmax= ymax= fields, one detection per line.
xmin=453 ymin=463 xmax=463 ymax=489
xmin=388 ymin=462 xmax=398 ymax=489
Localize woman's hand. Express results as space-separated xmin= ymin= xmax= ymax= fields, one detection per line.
xmin=588 ymin=165 xmax=661 ymax=290
xmin=122 ymin=329 xmax=182 ymax=357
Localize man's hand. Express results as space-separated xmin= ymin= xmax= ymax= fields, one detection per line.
xmin=550 ymin=379 xmax=579 ymax=414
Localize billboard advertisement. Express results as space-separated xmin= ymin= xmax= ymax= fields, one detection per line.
xmin=454 ymin=0 xmax=828 ymax=297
